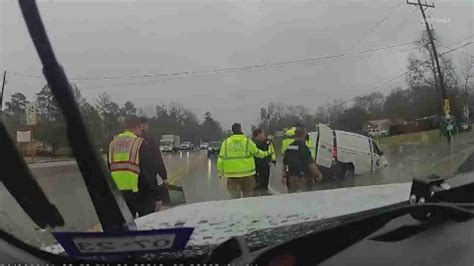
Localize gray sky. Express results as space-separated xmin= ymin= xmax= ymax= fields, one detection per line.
xmin=1 ymin=0 xmax=473 ymax=130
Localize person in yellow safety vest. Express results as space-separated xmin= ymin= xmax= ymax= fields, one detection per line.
xmin=108 ymin=116 xmax=161 ymax=218
xmin=217 ymin=123 xmax=273 ymax=199
xmin=281 ymin=125 xmax=315 ymax=159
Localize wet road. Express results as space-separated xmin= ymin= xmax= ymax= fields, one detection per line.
xmin=1 ymin=131 xmax=474 ymax=248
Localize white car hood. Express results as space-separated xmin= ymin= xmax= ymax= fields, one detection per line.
xmin=44 ymin=182 xmax=411 ymax=254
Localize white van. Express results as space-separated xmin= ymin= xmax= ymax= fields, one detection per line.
xmin=311 ymin=124 xmax=388 ymax=179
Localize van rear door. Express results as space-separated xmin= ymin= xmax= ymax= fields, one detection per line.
xmin=308 ymin=131 xmax=318 ymax=154
xmin=316 ymin=124 xmax=334 ymax=168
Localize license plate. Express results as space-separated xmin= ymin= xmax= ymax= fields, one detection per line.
xmin=53 ymin=228 xmax=194 ymax=258
xmin=73 ymin=234 xmax=175 ymax=253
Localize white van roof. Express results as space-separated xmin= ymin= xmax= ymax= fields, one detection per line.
xmin=334 ymin=130 xmax=367 ymax=138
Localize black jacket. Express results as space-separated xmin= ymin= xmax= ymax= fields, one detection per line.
xmin=141 ymin=132 xmax=168 ymax=180
xmin=253 ymin=139 xmax=273 ymax=168
xmin=283 ymin=140 xmax=313 ymax=177
xmin=137 ymin=141 xmax=161 ymax=200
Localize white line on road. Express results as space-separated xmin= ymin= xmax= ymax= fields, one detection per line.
xmin=28 ymin=160 xmax=76 ymax=169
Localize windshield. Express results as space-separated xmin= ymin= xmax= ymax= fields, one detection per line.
xmin=1 ymin=0 xmax=473 ymax=260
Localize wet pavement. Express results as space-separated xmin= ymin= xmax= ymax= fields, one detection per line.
xmin=1 ymin=131 xmax=473 ymax=249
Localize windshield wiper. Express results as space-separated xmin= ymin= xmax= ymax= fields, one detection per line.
xmin=206 ymin=173 xmax=474 ymax=265
xmin=17 ymin=0 xmax=135 ymax=232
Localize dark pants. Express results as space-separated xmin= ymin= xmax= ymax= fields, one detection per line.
xmin=122 ymin=190 xmax=155 ymax=218
xmin=255 ymin=164 xmax=270 ymax=195
xmin=286 ymin=175 xmax=313 ymax=193
xmin=136 ymin=191 xmax=155 ymax=217
xmin=122 ymin=191 xmax=139 ymax=218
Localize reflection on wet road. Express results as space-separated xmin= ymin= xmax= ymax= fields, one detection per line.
xmin=1 ymin=131 xmax=473 ymax=248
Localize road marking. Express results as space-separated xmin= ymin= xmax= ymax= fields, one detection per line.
xmin=168 ymin=153 xmax=205 ymax=185
xmin=28 ymin=160 xmax=76 ymax=169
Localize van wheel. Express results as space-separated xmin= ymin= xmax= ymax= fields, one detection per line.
xmin=343 ymin=165 xmax=355 ymax=179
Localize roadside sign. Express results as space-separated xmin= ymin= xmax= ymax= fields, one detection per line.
xmin=52 ymin=227 xmax=194 ymax=260
xmin=26 ymin=102 xmax=38 ymax=126
xmin=443 ymin=99 xmax=450 ymax=113
xmin=16 ymin=130 xmax=31 ymax=143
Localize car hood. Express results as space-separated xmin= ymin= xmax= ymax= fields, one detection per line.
xmin=137 ymin=182 xmax=410 ymax=246
xmin=43 ymin=182 xmax=411 ymax=254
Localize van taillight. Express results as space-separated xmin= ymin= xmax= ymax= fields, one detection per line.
xmin=332 ymin=146 xmax=337 ymax=160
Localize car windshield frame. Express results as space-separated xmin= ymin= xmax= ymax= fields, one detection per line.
xmin=3 ymin=1 xmax=474 ymax=263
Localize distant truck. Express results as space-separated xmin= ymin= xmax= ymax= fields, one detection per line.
xmin=160 ymin=135 xmax=180 ymax=152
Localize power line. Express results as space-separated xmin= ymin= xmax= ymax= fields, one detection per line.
xmin=344 ymin=1 xmax=405 ymax=53
xmin=7 ymin=38 xmax=471 ymax=93
xmin=8 ymin=41 xmax=416 ymax=81
xmin=441 ymin=42 xmax=473 ymax=55
xmin=82 ymin=50 xmax=386 ymax=90
xmin=80 ymin=39 xmax=473 ymax=90
xmin=15 ymin=34 xmax=471 ymax=84
xmin=332 ymin=41 xmax=474 ymax=108
xmin=442 ymin=34 xmax=474 ymax=49
xmin=398 ymin=34 xmax=473 ymax=53
xmin=101 ymin=41 xmax=470 ymax=110
xmin=455 ymin=50 xmax=474 ymax=58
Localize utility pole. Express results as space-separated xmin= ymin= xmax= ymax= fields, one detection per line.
xmin=0 ymin=70 xmax=6 ymax=116
xmin=407 ymin=0 xmax=452 ymax=142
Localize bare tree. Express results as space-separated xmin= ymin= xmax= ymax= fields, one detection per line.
xmin=460 ymin=56 xmax=474 ymax=121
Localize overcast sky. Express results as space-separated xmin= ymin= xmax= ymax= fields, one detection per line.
xmin=1 ymin=0 xmax=472 ymax=130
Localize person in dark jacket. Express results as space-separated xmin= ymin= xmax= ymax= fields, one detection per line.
xmin=252 ymin=128 xmax=276 ymax=196
xmin=282 ymin=127 xmax=322 ymax=193
xmin=108 ymin=117 xmax=162 ymax=218
xmin=139 ymin=117 xmax=169 ymax=213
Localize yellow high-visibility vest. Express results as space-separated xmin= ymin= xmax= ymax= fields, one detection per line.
xmin=281 ymin=127 xmax=315 ymax=159
xmin=108 ymin=131 xmax=144 ymax=192
xmin=217 ymin=134 xmax=270 ymax=178
xmin=269 ymin=142 xmax=277 ymax=162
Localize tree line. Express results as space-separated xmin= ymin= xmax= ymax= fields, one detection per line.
xmin=256 ymin=31 xmax=474 ymax=134
xmin=3 ymin=88 xmax=224 ymax=155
